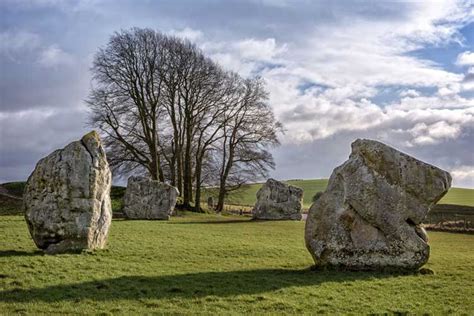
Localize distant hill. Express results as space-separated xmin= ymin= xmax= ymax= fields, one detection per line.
xmin=438 ymin=187 xmax=474 ymax=206
xmin=203 ymin=179 xmax=474 ymax=209
xmin=201 ymin=179 xmax=329 ymax=209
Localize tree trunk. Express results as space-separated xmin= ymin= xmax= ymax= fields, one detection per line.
xmin=194 ymin=161 xmax=202 ymax=212
xmin=216 ymin=180 xmax=227 ymax=213
xmin=216 ymin=147 xmax=234 ymax=213
xmin=170 ymin=153 xmax=176 ymax=187
xmin=194 ymin=149 xmax=208 ymax=212
xmin=176 ymin=149 xmax=183 ymax=196
xmin=183 ymin=125 xmax=193 ymax=208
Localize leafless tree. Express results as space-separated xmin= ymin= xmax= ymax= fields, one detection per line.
xmin=88 ymin=27 xmax=281 ymax=212
xmin=88 ymin=28 xmax=166 ymax=181
xmin=214 ymin=77 xmax=281 ymax=213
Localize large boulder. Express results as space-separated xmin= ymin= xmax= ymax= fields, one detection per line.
xmin=253 ymin=178 xmax=303 ymax=220
xmin=123 ymin=176 xmax=178 ymax=220
xmin=305 ymin=139 xmax=451 ymax=270
xmin=24 ymin=131 xmax=112 ymax=254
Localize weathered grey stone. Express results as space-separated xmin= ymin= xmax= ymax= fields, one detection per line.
xmin=123 ymin=176 xmax=178 ymax=220
xmin=253 ymin=178 xmax=303 ymax=220
xmin=24 ymin=131 xmax=112 ymax=254
xmin=305 ymin=139 xmax=451 ymax=270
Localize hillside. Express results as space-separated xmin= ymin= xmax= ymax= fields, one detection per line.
xmin=438 ymin=187 xmax=474 ymax=206
xmin=202 ymin=179 xmax=329 ymax=209
xmin=204 ymin=179 xmax=474 ymax=209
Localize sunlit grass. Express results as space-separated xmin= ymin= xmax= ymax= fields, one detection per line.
xmin=1 ymin=213 xmax=473 ymax=314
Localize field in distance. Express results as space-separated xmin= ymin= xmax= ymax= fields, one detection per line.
xmin=2 ymin=180 xmax=473 ymax=214
xmin=202 ymin=179 xmax=474 ymax=209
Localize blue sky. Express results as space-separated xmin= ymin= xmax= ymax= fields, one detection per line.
xmin=1 ymin=0 xmax=473 ymax=187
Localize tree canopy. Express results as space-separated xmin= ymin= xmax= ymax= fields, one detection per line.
xmin=88 ymin=28 xmax=281 ymax=211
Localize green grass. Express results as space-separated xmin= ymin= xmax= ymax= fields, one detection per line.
xmin=439 ymin=187 xmax=474 ymax=206
xmin=0 ymin=196 xmax=22 ymax=216
xmin=110 ymin=186 xmax=126 ymax=212
xmin=203 ymin=179 xmax=329 ymax=210
xmin=205 ymin=179 xmax=473 ymax=209
xmin=1 ymin=182 xmax=26 ymax=197
xmin=1 ymin=213 xmax=473 ymax=314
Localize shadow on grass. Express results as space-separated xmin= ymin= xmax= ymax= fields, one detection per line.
xmin=0 ymin=250 xmax=43 ymax=257
xmin=0 ymin=268 xmax=413 ymax=303
xmin=169 ymin=218 xmax=304 ymax=225
xmin=169 ymin=219 xmax=254 ymax=225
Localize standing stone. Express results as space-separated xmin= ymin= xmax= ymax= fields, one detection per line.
xmin=24 ymin=131 xmax=112 ymax=254
xmin=123 ymin=176 xmax=178 ymax=220
xmin=305 ymin=139 xmax=451 ymax=270
xmin=253 ymin=178 xmax=303 ymax=220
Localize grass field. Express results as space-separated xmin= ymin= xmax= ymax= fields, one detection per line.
xmin=438 ymin=187 xmax=474 ymax=206
xmin=204 ymin=179 xmax=474 ymax=209
xmin=202 ymin=179 xmax=329 ymax=209
xmin=0 ymin=213 xmax=473 ymax=314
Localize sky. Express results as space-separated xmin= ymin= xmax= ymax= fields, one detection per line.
xmin=0 ymin=0 xmax=473 ymax=188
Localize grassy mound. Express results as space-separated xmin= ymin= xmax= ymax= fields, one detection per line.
xmin=0 ymin=213 xmax=473 ymax=314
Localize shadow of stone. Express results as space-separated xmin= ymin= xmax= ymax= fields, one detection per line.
xmin=0 ymin=250 xmax=43 ymax=257
xmin=168 ymin=219 xmax=253 ymax=225
xmin=0 ymin=268 xmax=413 ymax=303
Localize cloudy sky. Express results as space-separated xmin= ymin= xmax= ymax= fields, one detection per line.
xmin=1 ymin=0 xmax=473 ymax=187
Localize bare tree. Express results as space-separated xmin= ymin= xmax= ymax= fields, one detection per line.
xmin=214 ymin=77 xmax=281 ymax=213
xmin=157 ymin=38 xmax=232 ymax=209
xmin=88 ymin=27 xmax=281 ymax=212
xmin=88 ymin=28 xmax=166 ymax=181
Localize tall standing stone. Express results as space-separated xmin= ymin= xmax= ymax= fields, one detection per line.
xmin=305 ymin=139 xmax=451 ymax=270
xmin=24 ymin=131 xmax=112 ymax=254
xmin=253 ymin=178 xmax=303 ymax=220
xmin=123 ymin=176 xmax=178 ymax=220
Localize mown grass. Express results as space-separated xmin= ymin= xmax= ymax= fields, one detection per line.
xmin=1 ymin=213 xmax=473 ymax=314
xmin=202 ymin=179 xmax=329 ymax=210
xmin=439 ymin=187 xmax=474 ymax=206
xmin=204 ymin=179 xmax=474 ymax=209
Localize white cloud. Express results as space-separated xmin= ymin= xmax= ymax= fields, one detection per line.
xmin=400 ymin=89 xmax=421 ymax=98
xmin=200 ymin=37 xmax=287 ymax=76
xmin=456 ymin=51 xmax=474 ymax=66
xmin=169 ymin=27 xmax=203 ymax=41
xmin=408 ymin=121 xmax=462 ymax=146
xmin=450 ymin=166 xmax=474 ymax=187
xmin=234 ymin=38 xmax=287 ymax=62
xmin=37 ymin=45 xmax=74 ymax=67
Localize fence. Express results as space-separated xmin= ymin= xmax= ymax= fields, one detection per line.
xmin=424 ymin=204 xmax=474 ymax=232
